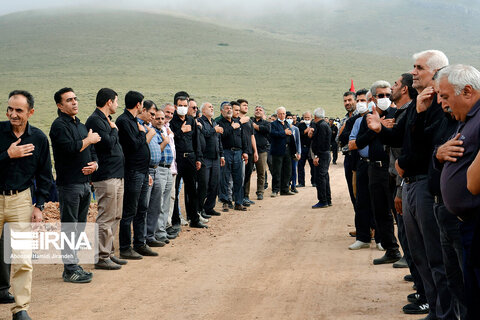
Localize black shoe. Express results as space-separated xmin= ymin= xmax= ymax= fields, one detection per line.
xmin=234 ymin=204 xmax=247 ymax=211
xmin=146 ymin=239 xmax=166 ymax=247
xmin=312 ymin=183 xmax=317 ymax=187
xmin=373 ymin=251 xmax=401 ymax=265
xmin=0 ymin=291 xmax=14 ymax=304
xmin=280 ymin=191 xmax=295 ymax=195
xmin=242 ymin=200 xmax=251 ymax=207
xmin=407 ymin=292 xmax=426 ymax=304
xmin=201 ymin=212 xmax=212 ymax=219
xmin=167 ymin=226 xmax=179 ymax=235
xmin=228 ymin=202 xmax=234 ymax=209
xmin=95 ymin=258 xmax=121 ymax=270
xmin=63 ymin=269 xmax=93 ymax=283
xmin=291 ymin=188 xmax=298 ymax=193
xmin=257 ymin=194 xmax=264 ymax=200
xmin=134 ymin=244 xmax=159 ymax=256
xmin=402 ymin=302 xmax=429 ymax=314
xmin=222 ymin=202 xmax=229 ymax=212
xmin=120 ymin=247 xmax=143 ymax=260
xmin=327 ymin=202 xmax=332 ymax=206
xmin=404 ymin=274 xmax=414 ymax=282
xmin=166 ymin=233 xmax=177 ymax=239
xmin=297 ymin=184 xmax=305 ymax=188
xmin=264 ymin=183 xmax=268 ymax=190
xmin=155 ymin=236 xmax=170 ymax=244
xmin=206 ymin=209 xmax=221 ymax=216
xmin=110 ymin=255 xmax=128 ymax=265
xmin=190 ymin=221 xmax=208 ymax=228
xmin=76 ymin=265 xmax=93 ymax=277
xmin=12 ymin=310 xmax=31 ymax=320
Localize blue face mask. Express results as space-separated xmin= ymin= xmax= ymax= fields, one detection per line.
xmin=286 ymin=119 xmax=293 ymax=125
xmin=368 ymin=101 xmax=376 ymax=112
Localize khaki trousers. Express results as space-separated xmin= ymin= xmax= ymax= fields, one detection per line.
xmin=0 ymin=189 xmax=33 ymax=314
xmin=255 ymin=152 xmax=268 ymax=196
xmin=93 ymin=178 xmax=124 ymax=260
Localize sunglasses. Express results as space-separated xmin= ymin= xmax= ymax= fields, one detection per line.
xmin=376 ymin=93 xmax=391 ymax=98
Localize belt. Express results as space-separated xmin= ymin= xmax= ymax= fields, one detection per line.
xmin=434 ymin=194 xmax=443 ymax=204
xmin=0 ymin=188 xmax=28 ymax=196
xmin=149 ymin=164 xmax=158 ymax=169
xmin=158 ymin=163 xmax=171 ymax=168
xmin=230 ymin=147 xmax=241 ymax=151
xmin=182 ymin=152 xmax=193 ymax=158
xmin=360 ymin=157 xmax=387 ymax=168
xmin=404 ymin=175 xmax=428 ymax=184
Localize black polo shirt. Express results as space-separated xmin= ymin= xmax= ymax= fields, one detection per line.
xmin=241 ymin=118 xmax=254 ymax=154
xmin=50 ymin=110 xmax=98 ymax=186
xmin=252 ymin=117 xmax=271 ymax=154
xmin=311 ymin=120 xmax=332 ymax=155
xmin=116 ymin=109 xmax=150 ymax=174
xmin=217 ymin=115 xmax=246 ymax=152
xmin=198 ymin=115 xmax=223 ymax=160
xmin=85 ymin=108 xmax=125 ymax=182
xmin=0 ymin=121 xmax=52 ymax=206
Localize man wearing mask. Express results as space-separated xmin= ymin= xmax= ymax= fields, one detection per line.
xmin=252 ymin=105 xmax=271 ymax=200
xmin=297 ymin=112 xmax=314 ymax=187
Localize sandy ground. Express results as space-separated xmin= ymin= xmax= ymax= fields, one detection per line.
xmin=1 ymin=159 xmax=419 ymax=320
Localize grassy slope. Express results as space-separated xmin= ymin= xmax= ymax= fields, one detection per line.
xmin=0 ymin=9 xmax=410 ymax=134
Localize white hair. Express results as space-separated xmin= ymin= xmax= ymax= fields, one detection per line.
xmin=200 ymin=102 xmax=212 ymax=112
xmin=370 ymin=80 xmax=391 ymax=96
xmin=276 ymin=106 xmax=286 ymax=114
xmin=437 ymin=64 xmax=480 ymax=95
xmin=412 ymin=50 xmax=449 ymax=72
xmin=302 ymin=111 xmax=312 ymax=117
xmin=313 ymin=107 xmax=325 ymax=119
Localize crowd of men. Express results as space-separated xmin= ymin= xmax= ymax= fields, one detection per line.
xmin=0 ymin=86 xmax=337 ymax=319
xmin=337 ymin=50 xmax=480 ymax=320
xmin=0 ymin=50 xmax=479 ymax=320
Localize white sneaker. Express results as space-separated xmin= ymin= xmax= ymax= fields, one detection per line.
xmin=376 ymin=243 xmax=385 ymax=251
xmin=180 ymin=217 xmax=189 ymax=226
xmin=348 ymin=240 xmax=370 ymax=250
xmin=198 ymin=213 xmax=209 ymax=223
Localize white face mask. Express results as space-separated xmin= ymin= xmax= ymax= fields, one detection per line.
xmin=368 ymin=101 xmax=376 ymax=112
xmin=356 ymin=102 xmax=368 ymax=114
xmin=286 ymin=119 xmax=293 ymax=125
xmin=177 ymin=106 xmax=188 ymax=116
xmin=376 ymin=98 xmax=391 ymax=111
xmin=304 ymin=120 xmax=311 ymax=126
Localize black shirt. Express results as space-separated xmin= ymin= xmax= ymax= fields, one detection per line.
xmin=330 ymin=124 xmax=338 ymax=144
xmin=252 ymin=118 xmax=271 ymax=154
xmin=169 ymin=113 xmax=202 ymax=161
xmin=339 ymin=114 xmax=361 ymax=148
xmin=0 ymin=121 xmax=52 ymax=206
xmin=217 ymin=116 xmax=246 ymax=152
xmin=85 ymin=108 xmax=125 ymax=182
xmin=50 ymin=111 xmax=98 ymax=186
xmin=311 ymin=120 xmax=332 ymax=155
xmin=297 ymin=122 xmax=313 ymax=149
xmin=198 ymin=115 xmax=223 ymax=160
xmin=356 ymin=111 xmax=394 ymax=163
xmin=241 ymin=119 xmax=254 ymax=154
xmin=116 ymin=109 xmax=150 ymax=174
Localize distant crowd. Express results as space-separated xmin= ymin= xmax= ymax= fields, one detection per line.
xmin=1 ymin=49 xmax=480 ymax=320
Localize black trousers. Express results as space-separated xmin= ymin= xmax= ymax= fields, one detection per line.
xmin=314 ymin=151 xmax=331 ymax=204
xmin=367 ymin=163 xmax=399 ymax=254
xmin=197 ymin=164 xmax=207 ymax=212
xmin=354 ymin=160 xmax=376 ymax=243
xmin=0 ymin=231 xmax=10 ymax=293
xmin=243 ymin=153 xmax=254 ymax=199
xmin=172 ymin=174 xmax=182 ymax=227
xmin=343 ymin=154 xmax=356 ymax=206
xmin=331 ymin=142 xmax=338 ymax=164
xmin=298 ymin=146 xmax=314 ymax=186
xmin=176 ymin=154 xmax=199 ymax=224
xmin=271 ymin=153 xmax=292 ymax=194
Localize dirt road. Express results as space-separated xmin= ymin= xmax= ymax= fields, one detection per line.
xmin=1 ymin=160 xmax=417 ymax=320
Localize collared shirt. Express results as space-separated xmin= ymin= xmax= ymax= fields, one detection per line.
xmin=297 ymin=122 xmax=312 ymax=149
xmin=311 ymin=119 xmax=331 ymax=155
xmin=164 ymin=122 xmax=177 ymax=174
xmin=169 ymin=113 xmax=201 ymax=161
xmin=116 ymin=109 xmax=150 ymax=173
xmin=158 ymin=127 xmax=174 ymax=165
xmin=252 ymin=117 xmax=271 ymax=154
xmin=198 ymin=115 xmax=223 ymax=160
xmin=441 ymin=99 xmax=480 ymax=218
xmin=349 ymin=116 xmax=368 ymax=158
xmin=50 ymin=110 xmax=98 ymax=186
xmin=85 ymin=108 xmax=124 ymax=182
xmin=241 ymin=118 xmax=254 ymax=154
xmin=356 ymin=110 xmax=393 ymax=163
xmin=137 ymin=118 xmax=161 ymax=166
xmin=217 ymin=115 xmax=246 ymax=152
xmin=0 ymin=121 xmax=52 ymax=206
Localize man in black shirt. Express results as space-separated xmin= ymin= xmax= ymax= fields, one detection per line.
xmin=1 ymin=90 xmax=52 ymax=320
xmin=169 ymin=94 xmax=207 ymax=228
xmin=198 ymin=102 xmax=224 ymax=216
xmin=50 ymin=87 xmax=99 ymax=284
xmin=310 ymin=108 xmax=332 ymax=208
xmin=252 ymin=106 xmax=271 ymax=200
xmin=297 ymin=111 xmax=314 ymax=187
xmin=85 ymin=88 xmax=127 ymax=270
xmin=218 ymin=102 xmax=248 ymax=211
xmin=116 ymin=91 xmax=158 ymax=259
xmin=329 ymin=118 xmax=338 ymax=164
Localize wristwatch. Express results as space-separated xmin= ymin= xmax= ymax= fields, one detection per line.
xmin=35 ymin=204 xmax=45 ymax=211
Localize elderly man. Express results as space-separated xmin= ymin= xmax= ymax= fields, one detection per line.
xmin=309 ymin=108 xmax=332 ymax=208
xmin=297 ymin=111 xmax=314 ymax=187
xmin=252 ymin=105 xmax=271 ymax=200
xmin=1 ymin=90 xmax=52 ymax=320
xmin=197 ymin=102 xmax=224 ymax=216
xmin=85 ymin=88 xmax=127 ymax=270
xmin=50 ymin=87 xmax=99 ymax=283
xmin=368 ymin=50 xmax=451 ymax=318
xmin=437 ymin=64 xmax=480 ymax=319
xmin=270 ymin=106 xmax=296 ymax=197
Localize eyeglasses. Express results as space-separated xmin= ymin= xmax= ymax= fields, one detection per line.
xmin=191 ymin=106 xmax=198 ymax=110
xmin=149 ymin=112 xmax=156 ymax=117
xmin=376 ymin=93 xmax=391 ymax=98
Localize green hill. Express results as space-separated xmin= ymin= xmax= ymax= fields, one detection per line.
xmin=0 ymin=7 xmax=435 ymax=134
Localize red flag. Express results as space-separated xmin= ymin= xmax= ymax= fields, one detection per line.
xmin=350 ymin=79 xmax=355 ymax=92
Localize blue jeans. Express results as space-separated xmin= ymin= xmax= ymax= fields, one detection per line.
xmin=120 ymin=170 xmax=149 ymax=251
xmin=58 ymin=183 xmax=90 ymax=271
xmin=220 ymin=150 xmax=243 ymax=206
